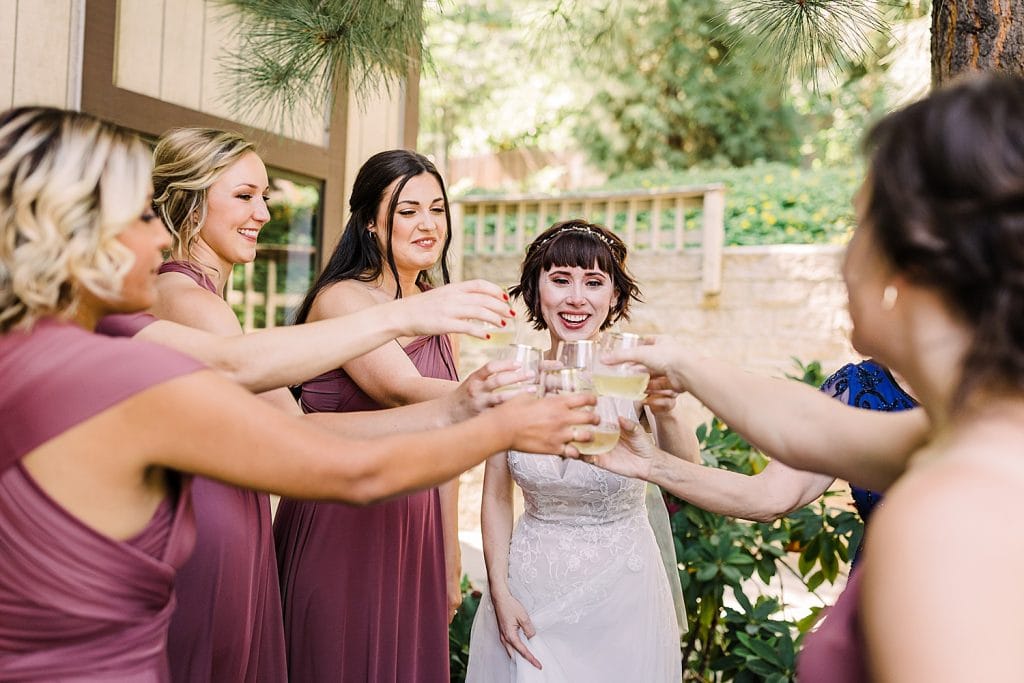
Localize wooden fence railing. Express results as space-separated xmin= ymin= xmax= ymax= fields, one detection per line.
xmin=227 ymin=243 xmax=317 ymax=331
xmin=450 ymin=184 xmax=726 ymax=296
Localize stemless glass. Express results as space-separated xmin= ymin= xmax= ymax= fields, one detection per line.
xmin=494 ymin=344 xmax=542 ymax=394
xmin=481 ymin=286 xmax=517 ymax=346
xmin=542 ymin=368 xmax=619 ymax=455
xmin=593 ymin=332 xmax=650 ymax=400
xmin=572 ymin=396 xmax=621 ymax=455
xmin=555 ymin=339 xmax=596 ymax=375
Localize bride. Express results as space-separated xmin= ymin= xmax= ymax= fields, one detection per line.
xmin=466 ymin=220 xmax=694 ymax=681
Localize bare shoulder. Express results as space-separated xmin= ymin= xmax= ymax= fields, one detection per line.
xmin=862 ymin=443 xmax=1024 ymax=679
xmin=870 ymin=453 xmax=1024 ymax=551
xmin=152 ymin=274 xmax=241 ymax=336
xmin=309 ymin=279 xmax=384 ymax=320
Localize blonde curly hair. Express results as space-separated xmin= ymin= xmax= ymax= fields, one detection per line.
xmin=152 ymin=127 xmax=256 ymax=263
xmin=0 ymin=107 xmax=151 ymax=332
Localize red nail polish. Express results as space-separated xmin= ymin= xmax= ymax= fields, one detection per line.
xmin=510 ymin=309 xmax=516 ymax=316
xmin=503 ymin=293 xmax=510 ymax=301
xmin=500 ymin=319 xmax=507 ymax=327
xmin=486 ymin=333 xmax=491 ymax=340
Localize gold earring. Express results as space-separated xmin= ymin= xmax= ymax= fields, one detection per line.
xmin=881 ymin=285 xmax=899 ymax=311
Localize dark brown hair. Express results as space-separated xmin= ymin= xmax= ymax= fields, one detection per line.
xmin=510 ymin=219 xmax=642 ymax=331
xmin=294 ymin=149 xmax=452 ymax=323
xmin=863 ymin=72 xmax=1024 ymax=402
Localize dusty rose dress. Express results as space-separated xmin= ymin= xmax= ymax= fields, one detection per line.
xmin=797 ymin=568 xmax=868 ymax=682
xmin=274 ymin=334 xmax=457 ymax=683
xmin=156 ymin=260 xmax=288 ymax=683
xmin=0 ymin=319 xmax=202 ymax=681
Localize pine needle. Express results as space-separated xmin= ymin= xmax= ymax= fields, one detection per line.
xmin=217 ymin=0 xmax=424 ymax=136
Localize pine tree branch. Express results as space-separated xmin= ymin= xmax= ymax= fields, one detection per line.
xmin=216 ymin=0 xmax=424 ymax=136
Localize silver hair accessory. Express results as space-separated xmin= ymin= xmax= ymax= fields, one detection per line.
xmin=534 ymin=223 xmax=618 ymax=250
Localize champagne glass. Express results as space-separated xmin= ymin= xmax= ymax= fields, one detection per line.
xmin=593 ymin=332 xmax=650 ymax=400
xmin=572 ymin=395 xmax=621 ymax=455
xmin=482 ymin=320 xmax=516 ymax=346
xmin=494 ymin=344 xmax=542 ymax=394
xmin=482 ymin=287 xmax=517 ymax=346
xmin=555 ymin=339 xmax=595 ymax=374
xmin=542 ymin=367 xmax=592 ymax=398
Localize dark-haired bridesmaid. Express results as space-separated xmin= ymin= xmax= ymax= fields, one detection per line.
xmin=275 ymin=150 xmax=473 ymax=682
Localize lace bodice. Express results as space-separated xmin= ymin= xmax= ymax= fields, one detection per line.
xmin=507 ymin=451 xmax=647 ymax=526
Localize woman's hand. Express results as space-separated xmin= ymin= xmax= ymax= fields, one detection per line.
xmin=583 ymin=417 xmax=663 ymax=480
xmin=447 ymin=570 xmax=463 ymax=624
xmin=496 ymin=393 xmax=599 ymax=457
xmin=602 ymin=336 xmax=692 ymax=393
xmin=643 ymin=375 xmax=680 ymax=415
xmin=491 ymin=588 xmax=542 ymax=670
xmin=396 ymin=279 xmax=514 ymax=339
xmin=445 ymin=360 xmax=538 ymax=423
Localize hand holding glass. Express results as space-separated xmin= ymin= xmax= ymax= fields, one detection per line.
xmin=593 ymin=332 xmax=650 ymax=400
xmin=494 ymin=344 xmax=542 ymax=394
xmin=543 ymin=368 xmax=620 ymax=455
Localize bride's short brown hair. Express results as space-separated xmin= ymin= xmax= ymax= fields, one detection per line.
xmin=509 ymin=219 xmax=642 ymax=331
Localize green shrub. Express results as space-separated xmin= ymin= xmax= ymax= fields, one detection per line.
xmin=600 ymin=162 xmax=862 ymax=246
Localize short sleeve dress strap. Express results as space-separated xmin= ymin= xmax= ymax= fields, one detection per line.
xmin=0 ymin=319 xmax=205 ymax=473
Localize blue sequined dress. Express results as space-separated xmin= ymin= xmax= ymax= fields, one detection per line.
xmin=818 ymin=359 xmax=916 ymax=538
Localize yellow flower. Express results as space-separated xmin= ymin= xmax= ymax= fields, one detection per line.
xmin=798 ymin=193 xmax=809 ymax=203
xmin=764 ymin=174 xmax=774 ymax=184
xmin=739 ymin=219 xmax=751 ymax=229
xmin=746 ymin=206 xmax=757 ymax=215
xmin=763 ymin=213 xmax=777 ymax=225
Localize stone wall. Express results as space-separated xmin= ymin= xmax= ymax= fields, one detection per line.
xmin=455 ymin=244 xmax=858 ymax=533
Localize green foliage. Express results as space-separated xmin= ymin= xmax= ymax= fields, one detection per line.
xmin=674 ymin=362 xmax=863 ymax=680
xmin=449 ymin=576 xmax=483 ymax=682
xmin=570 ymin=0 xmax=804 ymax=171
xmin=601 ymin=162 xmax=862 ymax=245
xmin=726 ymin=0 xmax=888 ymax=85
xmin=419 ymin=0 xmax=579 ymax=165
xmin=218 ymin=0 xmax=423 ymax=133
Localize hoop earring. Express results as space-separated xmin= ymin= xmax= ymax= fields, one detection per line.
xmin=881 ymin=285 xmax=899 ymax=311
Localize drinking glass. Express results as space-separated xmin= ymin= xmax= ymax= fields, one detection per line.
xmin=571 ymin=395 xmax=621 ymax=455
xmin=481 ymin=287 xmax=517 ymax=346
xmin=555 ymin=339 xmax=595 ymax=373
xmin=494 ymin=344 xmax=542 ymax=394
xmin=593 ymin=332 xmax=650 ymax=400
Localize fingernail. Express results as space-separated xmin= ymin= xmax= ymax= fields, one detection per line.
xmin=500 ymin=319 xmax=507 ymax=327
xmin=503 ymin=292 xmax=510 ymax=301
xmin=486 ymin=333 xmax=491 ymax=340
xmin=510 ymin=309 xmax=516 ymax=316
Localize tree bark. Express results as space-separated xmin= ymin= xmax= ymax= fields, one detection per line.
xmin=931 ymin=0 xmax=1024 ymax=86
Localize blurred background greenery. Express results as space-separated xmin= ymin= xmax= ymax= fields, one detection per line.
xmin=420 ymin=0 xmax=932 ymax=245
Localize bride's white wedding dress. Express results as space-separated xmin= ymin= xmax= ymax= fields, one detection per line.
xmin=466 ymin=450 xmax=682 ymax=682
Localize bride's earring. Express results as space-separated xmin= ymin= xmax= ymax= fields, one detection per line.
xmin=881 ymin=285 xmax=899 ymax=311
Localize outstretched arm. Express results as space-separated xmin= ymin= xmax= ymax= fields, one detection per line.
xmin=135 ymin=279 xmax=513 ymax=393
xmin=606 ymin=340 xmax=930 ymax=491
xmin=587 ymin=420 xmax=834 ymax=522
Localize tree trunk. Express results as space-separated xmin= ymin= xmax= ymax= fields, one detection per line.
xmin=931 ymin=0 xmax=1024 ymax=86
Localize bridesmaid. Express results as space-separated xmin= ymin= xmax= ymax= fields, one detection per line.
xmin=0 ymin=107 xmax=594 ymax=681
xmin=275 ymin=150 xmax=475 ymax=682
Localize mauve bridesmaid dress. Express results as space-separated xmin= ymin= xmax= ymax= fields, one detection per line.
xmin=153 ymin=260 xmax=288 ymax=683
xmin=274 ymin=334 xmax=457 ymax=683
xmin=0 ymin=319 xmax=202 ymax=681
